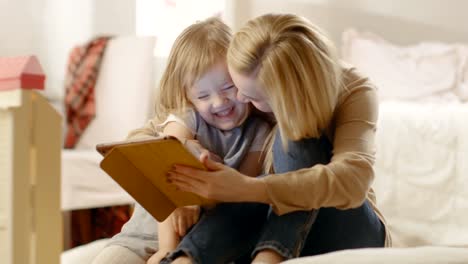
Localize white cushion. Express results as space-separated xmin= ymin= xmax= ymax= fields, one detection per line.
xmin=76 ymin=36 xmax=156 ymax=149
xmin=61 ymin=239 xmax=109 ymax=264
xmin=61 ymin=149 xmax=134 ymax=210
xmin=341 ymin=29 xmax=462 ymax=102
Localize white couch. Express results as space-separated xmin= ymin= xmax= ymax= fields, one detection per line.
xmin=61 ymin=36 xmax=468 ymax=263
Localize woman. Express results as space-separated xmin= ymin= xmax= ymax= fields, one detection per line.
xmin=167 ymin=13 xmax=390 ymax=263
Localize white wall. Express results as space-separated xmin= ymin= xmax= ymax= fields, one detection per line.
xmin=0 ymin=0 xmax=135 ymax=100
xmin=229 ymin=0 xmax=468 ymax=41
xmin=0 ymin=0 xmax=42 ymax=57
xmin=322 ymin=0 xmax=467 ymax=31
xmin=3 ymin=0 xmax=467 ymax=99
xmin=39 ymin=0 xmax=94 ymax=100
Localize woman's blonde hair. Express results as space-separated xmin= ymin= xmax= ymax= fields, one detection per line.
xmin=227 ymin=13 xmax=343 ymax=148
xmin=154 ymin=17 xmax=231 ymax=123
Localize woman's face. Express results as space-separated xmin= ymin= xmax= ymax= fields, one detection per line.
xmin=229 ymin=68 xmax=272 ymax=113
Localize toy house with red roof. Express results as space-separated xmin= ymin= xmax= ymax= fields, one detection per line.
xmin=0 ymin=55 xmax=45 ymax=91
xmin=0 ymin=56 xmax=61 ymax=264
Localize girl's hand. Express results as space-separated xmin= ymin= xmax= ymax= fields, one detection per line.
xmin=184 ymin=139 xmax=223 ymax=163
xmin=170 ymin=205 xmax=200 ymax=237
xmin=168 ymin=156 xmax=263 ymax=202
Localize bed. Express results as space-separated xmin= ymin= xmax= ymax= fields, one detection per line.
xmin=62 ymin=1 xmax=468 ymax=263
xmin=282 ymin=101 xmax=468 ymax=262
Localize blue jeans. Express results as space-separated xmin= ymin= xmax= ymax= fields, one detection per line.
xmin=253 ymin=133 xmax=385 ymax=258
xmin=161 ymin=133 xmax=385 ymax=263
xmin=160 ymin=203 xmax=269 ymax=264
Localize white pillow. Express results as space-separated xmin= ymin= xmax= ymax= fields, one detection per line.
xmin=76 ymin=36 xmax=156 ymax=149
xmin=342 ymin=29 xmax=461 ymax=102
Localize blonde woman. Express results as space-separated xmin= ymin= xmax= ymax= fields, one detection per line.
xmin=168 ymin=13 xmax=391 ymax=263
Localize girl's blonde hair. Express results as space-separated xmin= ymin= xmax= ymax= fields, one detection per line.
xmin=227 ymin=13 xmax=343 ymax=148
xmin=154 ymin=17 xmax=231 ymax=123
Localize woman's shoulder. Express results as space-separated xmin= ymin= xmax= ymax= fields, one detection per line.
xmin=337 ymin=62 xmax=378 ymax=104
xmin=332 ymin=62 xmax=379 ymax=122
xmin=340 ymin=62 xmax=376 ymax=91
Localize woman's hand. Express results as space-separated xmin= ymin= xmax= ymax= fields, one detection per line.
xmin=170 ymin=205 xmax=200 ymax=237
xmin=168 ymin=156 xmax=269 ymax=203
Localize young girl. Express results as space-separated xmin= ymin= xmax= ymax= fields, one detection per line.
xmin=168 ymin=13 xmax=390 ymax=263
xmin=92 ymin=17 xmax=270 ymax=264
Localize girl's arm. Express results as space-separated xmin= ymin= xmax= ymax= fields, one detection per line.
xmin=126 ymin=116 xmax=161 ymax=140
xmin=126 ymin=115 xmax=194 ymax=141
xmin=163 ymin=118 xmax=223 ymax=161
xmin=156 ymin=121 xmax=201 ymax=254
xmin=161 ymin=120 xmax=194 ymax=141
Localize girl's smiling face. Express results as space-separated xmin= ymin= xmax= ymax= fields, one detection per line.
xmin=188 ymin=62 xmax=250 ymax=130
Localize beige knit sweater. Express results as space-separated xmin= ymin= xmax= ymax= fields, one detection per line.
xmin=263 ymin=66 xmax=392 ymax=246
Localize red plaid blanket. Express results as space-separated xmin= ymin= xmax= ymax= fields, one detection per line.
xmin=64 ymin=36 xmax=111 ymax=148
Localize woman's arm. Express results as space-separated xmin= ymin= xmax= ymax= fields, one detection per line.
xmin=169 ymin=68 xmax=378 ymax=215
xmin=262 ymin=68 xmax=378 ymax=214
